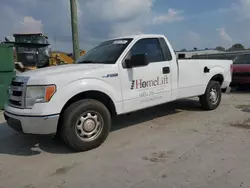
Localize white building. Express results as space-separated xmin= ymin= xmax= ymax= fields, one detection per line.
xmin=175 ymin=49 xmax=221 ymax=59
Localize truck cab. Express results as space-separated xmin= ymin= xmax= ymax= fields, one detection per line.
xmin=4 ymin=34 xmax=232 ymax=152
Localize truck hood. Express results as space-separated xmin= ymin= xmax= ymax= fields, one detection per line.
xmin=17 ymin=64 xmax=115 ymax=86
xmin=18 ymin=64 xmax=108 ymax=77
xmin=233 ymin=64 xmax=250 ymax=73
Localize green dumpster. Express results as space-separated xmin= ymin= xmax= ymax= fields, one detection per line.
xmin=0 ymin=44 xmax=15 ymax=110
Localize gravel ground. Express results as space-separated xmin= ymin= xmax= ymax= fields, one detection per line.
xmin=0 ymin=90 xmax=250 ymax=188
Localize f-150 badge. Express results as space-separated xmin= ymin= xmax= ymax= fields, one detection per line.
xmin=102 ymin=73 xmax=118 ymax=78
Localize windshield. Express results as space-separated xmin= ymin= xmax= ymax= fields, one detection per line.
xmin=233 ymin=54 xmax=250 ymax=64
xmin=75 ymin=38 xmax=132 ymax=64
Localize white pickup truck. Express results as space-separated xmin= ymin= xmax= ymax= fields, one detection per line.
xmin=4 ymin=34 xmax=232 ymax=151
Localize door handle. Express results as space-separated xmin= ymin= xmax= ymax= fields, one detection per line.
xmin=162 ymin=67 xmax=170 ymax=74
xmin=204 ymin=66 xmax=210 ymax=73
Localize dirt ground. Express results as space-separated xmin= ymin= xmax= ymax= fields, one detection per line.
xmin=0 ymin=90 xmax=250 ymax=188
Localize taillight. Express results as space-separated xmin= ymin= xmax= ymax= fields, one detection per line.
xmin=230 ymin=64 xmax=233 ymax=76
xmin=230 ymin=64 xmax=233 ymax=72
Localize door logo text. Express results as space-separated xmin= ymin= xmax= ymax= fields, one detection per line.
xmin=131 ymin=76 xmax=168 ymax=90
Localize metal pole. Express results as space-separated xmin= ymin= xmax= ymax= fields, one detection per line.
xmin=70 ymin=0 xmax=80 ymax=60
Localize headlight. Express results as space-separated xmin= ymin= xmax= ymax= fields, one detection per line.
xmin=25 ymin=85 xmax=56 ymax=108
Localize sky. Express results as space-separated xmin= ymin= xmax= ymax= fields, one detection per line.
xmin=0 ymin=0 xmax=250 ymax=52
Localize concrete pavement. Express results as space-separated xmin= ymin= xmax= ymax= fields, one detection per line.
xmin=0 ymin=90 xmax=250 ymax=188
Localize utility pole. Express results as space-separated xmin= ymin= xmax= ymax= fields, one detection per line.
xmin=70 ymin=0 xmax=80 ymax=60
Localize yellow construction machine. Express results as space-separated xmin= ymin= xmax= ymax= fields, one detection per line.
xmin=51 ymin=50 xmax=85 ymax=65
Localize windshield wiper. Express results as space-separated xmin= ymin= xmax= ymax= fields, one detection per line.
xmin=78 ymin=60 xmax=101 ymax=64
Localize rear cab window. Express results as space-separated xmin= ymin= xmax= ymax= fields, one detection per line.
xmin=158 ymin=38 xmax=172 ymax=61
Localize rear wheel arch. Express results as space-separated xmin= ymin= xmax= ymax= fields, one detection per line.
xmin=210 ymin=74 xmax=224 ymax=85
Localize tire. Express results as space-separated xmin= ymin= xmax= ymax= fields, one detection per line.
xmin=60 ymin=99 xmax=111 ymax=152
xmin=199 ymin=81 xmax=222 ymax=110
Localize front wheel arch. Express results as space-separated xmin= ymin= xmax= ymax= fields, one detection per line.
xmin=60 ymin=90 xmax=117 ymax=117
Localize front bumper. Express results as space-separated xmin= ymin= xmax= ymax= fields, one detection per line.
xmin=4 ymin=111 xmax=59 ymax=135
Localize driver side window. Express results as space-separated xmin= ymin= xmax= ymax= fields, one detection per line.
xmin=127 ymin=38 xmax=164 ymax=63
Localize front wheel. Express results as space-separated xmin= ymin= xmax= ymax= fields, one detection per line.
xmin=60 ymin=99 xmax=111 ymax=152
xmin=199 ymin=81 xmax=222 ymax=110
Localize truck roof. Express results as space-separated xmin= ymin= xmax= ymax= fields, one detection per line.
xmin=111 ymin=34 xmax=166 ymax=40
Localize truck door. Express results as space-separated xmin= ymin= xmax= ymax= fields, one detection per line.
xmin=119 ymin=37 xmax=173 ymax=113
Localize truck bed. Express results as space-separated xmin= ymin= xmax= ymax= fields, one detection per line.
xmin=176 ymin=59 xmax=232 ymax=99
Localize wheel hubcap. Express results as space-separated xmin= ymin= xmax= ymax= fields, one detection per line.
xmin=83 ymin=119 xmax=96 ymax=132
xmin=75 ymin=112 xmax=103 ymax=142
xmin=209 ymin=88 xmax=218 ymax=104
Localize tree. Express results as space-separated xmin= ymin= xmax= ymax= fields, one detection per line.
xmin=215 ymin=46 xmax=226 ymax=51
xmin=181 ymin=49 xmax=187 ymax=52
xmin=227 ymin=44 xmax=245 ymax=51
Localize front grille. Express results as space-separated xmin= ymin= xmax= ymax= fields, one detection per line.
xmin=8 ymin=76 xmax=29 ymax=108
xmin=11 ymin=81 xmax=23 ymax=86
xmin=12 ymin=90 xmax=22 ymax=96
xmin=233 ymin=72 xmax=250 ymax=77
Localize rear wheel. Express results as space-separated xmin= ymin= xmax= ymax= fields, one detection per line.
xmin=60 ymin=99 xmax=111 ymax=152
xmin=199 ymin=81 xmax=221 ymax=110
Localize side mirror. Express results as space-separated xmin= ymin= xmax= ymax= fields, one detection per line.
xmin=125 ymin=54 xmax=149 ymax=68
